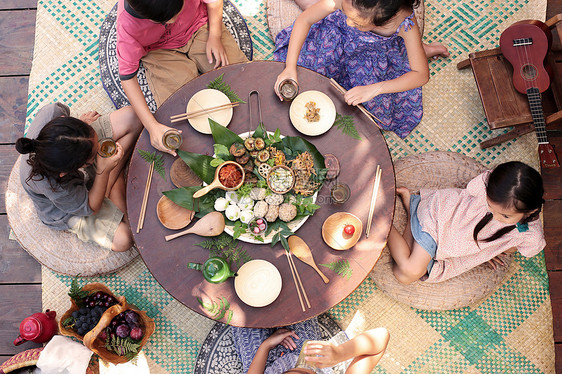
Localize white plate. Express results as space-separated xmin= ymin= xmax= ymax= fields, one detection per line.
xmin=187 ymin=89 xmax=233 ymax=134
xmin=221 ymin=131 xmax=317 ymax=245
xmin=289 ymin=90 xmax=336 ymax=136
xmin=235 ymin=259 xmax=282 ymax=307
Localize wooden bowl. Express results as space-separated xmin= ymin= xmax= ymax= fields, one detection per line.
xmin=170 ymin=158 xmax=202 ymax=188
xmin=267 ymin=165 xmax=295 ymax=194
xmin=157 ymin=195 xmax=195 ymax=230
xmin=321 ymin=212 xmax=363 ymax=250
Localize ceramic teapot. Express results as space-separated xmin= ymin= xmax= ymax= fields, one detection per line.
xmin=187 ymin=257 xmax=237 ymax=284
xmin=14 ymin=310 xmax=58 ymax=345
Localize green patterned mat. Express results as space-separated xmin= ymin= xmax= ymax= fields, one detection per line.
xmin=28 ymin=0 xmax=554 ymax=372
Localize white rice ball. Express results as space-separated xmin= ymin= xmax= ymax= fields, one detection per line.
xmin=253 ymin=200 xmax=269 ymax=218
xmin=225 ymin=204 xmax=241 ymax=221
xmin=225 ymin=191 xmax=240 ymax=204
xmin=240 ymin=209 xmax=255 ymax=224
xmin=250 ymin=187 xmax=267 ymax=201
xmin=237 ymin=196 xmax=255 ymax=211
xmin=214 ymin=197 xmax=229 ymax=212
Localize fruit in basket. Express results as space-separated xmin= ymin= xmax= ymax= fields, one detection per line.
xmin=130 ymin=327 xmax=144 ymax=341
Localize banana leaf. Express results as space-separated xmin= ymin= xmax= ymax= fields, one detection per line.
xmin=210 ymin=119 xmax=244 ymax=147
xmin=177 ymin=150 xmax=216 ymax=184
xmin=162 ymin=186 xmax=216 ymax=217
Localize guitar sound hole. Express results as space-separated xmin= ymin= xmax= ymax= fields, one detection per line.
xmin=520 ymin=64 xmax=538 ymax=81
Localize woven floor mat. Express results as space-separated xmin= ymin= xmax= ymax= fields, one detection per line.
xmin=28 ymin=0 xmax=553 ymax=372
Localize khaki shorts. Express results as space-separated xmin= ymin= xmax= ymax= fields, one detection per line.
xmin=67 ymin=113 xmax=123 ymax=251
xmin=142 ymin=23 xmax=249 ymax=106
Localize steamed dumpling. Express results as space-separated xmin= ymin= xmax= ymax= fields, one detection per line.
xmin=240 ymin=209 xmax=254 ymax=224
xmin=225 ymin=204 xmax=241 ymax=221
xmin=253 ymin=200 xmax=269 ymax=218
xmin=214 ymin=197 xmax=229 ymax=212
xmin=237 ymin=196 xmax=254 ymax=211
xmin=225 ymin=191 xmax=240 ymax=204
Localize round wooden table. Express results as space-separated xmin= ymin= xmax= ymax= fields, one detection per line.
xmin=127 ymin=61 xmax=395 ymax=328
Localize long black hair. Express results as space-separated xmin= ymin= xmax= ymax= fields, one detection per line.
xmin=15 ymin=116 xmax=96 ymax=187
xmin=351 ymin=0 xmax=420 ymax=26
xmin=473 ymin=161 xmax=544 ymax=243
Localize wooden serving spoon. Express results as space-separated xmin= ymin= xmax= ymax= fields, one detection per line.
xmin=288 ymin=235 xmax=329 ymax=284
xmin=192 ymin=161 xmax=245 ymax=199
xmin=165 ymin=212 xmax=225 ymax=241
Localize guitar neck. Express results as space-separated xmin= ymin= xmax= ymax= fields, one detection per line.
xmin=526 ymin=88 xmax=548 ymax=143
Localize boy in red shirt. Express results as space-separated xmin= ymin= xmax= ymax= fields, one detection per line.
xmin=117 ymin=0 xmax=248 ymax=154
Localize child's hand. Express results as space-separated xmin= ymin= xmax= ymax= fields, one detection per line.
xmin=80 ymin=111 xmax=101 ymax=125
xmin=274 ymin=68 xmax=298 ymax=101
xmin=206 ymin=36 xmax=229 ymax=68
xmin=263 ymin=329 xmax=299 ymax=351
xmin=148 ymin=123 xmax=181 ymax=156
xmin=96 ymin=142 xmax=124 ymax=173
xmin=344 ymin=82 xmax=386 ymax=106
xmin=303 ymin=341 xmax=342 ymax=368
xmin=487 ymin=253 xmax=510 ymax=270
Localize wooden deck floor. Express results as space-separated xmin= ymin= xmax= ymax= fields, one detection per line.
xmin=0 ymin=0 xmax=560 ymax=371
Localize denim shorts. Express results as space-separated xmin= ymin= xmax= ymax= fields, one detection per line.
xmin=409 ymin=194 xmax=437 ymax=274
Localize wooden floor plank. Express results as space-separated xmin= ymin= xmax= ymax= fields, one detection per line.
xmin=0 ymin=146 xmax=19 ymax=215
xmin=0 ymin=76 xmax=28 ymax=143
xmin=0 ymin=215 xmax=41 ymax=283
xmin=550 ymin=271 xmax=562 ymax=343
xmin=0 ymin=1 xmax=37 ymax=10
xmin=0 ymin=285 xmax=42 ymax=355
xmin=556 ymin=343 xmax=562 ymax=374
xmin=542 ymin=131 xmax=562 ymax=200
xmin=0 ymin=10 xmax=36 ymax=76
xmin=544 ymin=200 xmax=562 ymax=271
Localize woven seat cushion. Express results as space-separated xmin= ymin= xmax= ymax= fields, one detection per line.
xmin=98 ymin=1 xmax=253 ymax=111
xmin=266 ymin=0 xmax=425 ymax=42
xmin=6 ymin=156 xmax=138 ymax=277
xmin=369 ymin=151 xmax=513 ymax=310
xmin=194 ymin=314 xmax=343 ymax=374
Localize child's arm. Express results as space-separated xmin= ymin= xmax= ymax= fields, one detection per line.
xmin=274 ymin=0 xmax=340 ymax=99
xmin=247 ymin=329 xmax=300 ymax=374
xmin=121 ymin=78 xmax=179 ymax=156
xmin=304 ymin=328 xmax=389 ymax=373
xmin=206 ymin=0 xmax=229 ymax=68
xmin=88 ymin=143 xmax=124 ymax=213
xmin=344 ymin=10 xmax=429 ymax=106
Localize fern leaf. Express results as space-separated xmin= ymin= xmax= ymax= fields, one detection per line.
xmin=194 ymin=238 xmax=216 ymax=250
xmin=105 ymin=336 xmax=140 ymax=358
xmin=320 ymin=259 xmax=352 ymax=280
xmin=207 ymin=73 xmax=245 ymax=103
xmin=68 ymin=276 xmax=89 ymax=306
xmin=334 ymin=113 xmax=361 ymax=140
xmin=137 ymin=149 xmax=166 ymax=180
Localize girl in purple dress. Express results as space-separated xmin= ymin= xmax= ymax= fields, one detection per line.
xmin=274 ymin=0 xmax=430 ymax=138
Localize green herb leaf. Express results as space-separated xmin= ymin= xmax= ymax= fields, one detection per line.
xmin=207 ymin=73 xmax=245 ymax=103
xmin=252 ymin=123 xmax=267 ymax=139
xmin=320 ymin=259 xmax=352 ymax=280
xmin=334 ymin=113 xmax=361 ymax=140
xmin=68 ymin=276 xmax=90 ymax=307
xmin=213 ymin=144 xmax=231 ymax=159
xmin=210 ymin=158 xmax=225 ymax=167
xmin=177 ymin=150 xmax=216 ymax=184
xmin=138 ymin=149 xmax=166 ymax=180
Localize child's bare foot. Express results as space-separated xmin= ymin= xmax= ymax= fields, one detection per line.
xmin=423 ymin=42 xmax=450 ymax=60
xmin=396 ymin=187 xmax=411 ymax=211
xmin=294 ymin=0 xmax=319 ymax=10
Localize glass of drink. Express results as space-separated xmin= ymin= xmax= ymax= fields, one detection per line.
xmin=97 ymin=138 xmax=117 ymax=158
xmin=330 ymin=183 xmax=351 ymax=204
xmin=162 ymin=129 xmax=183 ymax=150
xmin=278 ymin=78 xmax=299 ymax=101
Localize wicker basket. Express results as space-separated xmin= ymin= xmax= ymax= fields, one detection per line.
xmin=83 ymin=303 xmax=155 ymax=364
xmin=58 ymin=283 xmax=122 ymax=341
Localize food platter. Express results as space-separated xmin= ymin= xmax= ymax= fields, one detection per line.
xmin=220 ymin=132 xmax=318 ymax=245
xmin=289 ymin=90 xmax=336 ymax=136
xmin=234 ymin=259 xmax=282 ymax=307
xmin=186 ymin=89 xmax=233 ymax=134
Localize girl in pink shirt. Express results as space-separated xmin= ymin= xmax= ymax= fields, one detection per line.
xmin=387 ymin=161 xmax=546 ymax=284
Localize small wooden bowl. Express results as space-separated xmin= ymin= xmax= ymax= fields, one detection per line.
xmin=157 ymin=195 xmax=195 ymax=230
xmin=193 ymin=161 xmax=245 ymax=199
xmin=321 ymin=212 xmax=363 ymax=250
xmin=267 ymin=165 xmax=295 ymax=194
xmin=170 ymin=158 xmax=202 ymax=188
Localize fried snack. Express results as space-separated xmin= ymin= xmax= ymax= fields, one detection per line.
xmin=304 ymin=101 xmax=321 ymax=123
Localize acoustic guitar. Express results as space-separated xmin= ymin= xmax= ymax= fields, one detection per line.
xmin=500 ymin=20 xmax=560 ymax=168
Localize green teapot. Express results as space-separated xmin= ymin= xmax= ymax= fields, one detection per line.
xmin=187 ymin=257 xmax=237 ymax=284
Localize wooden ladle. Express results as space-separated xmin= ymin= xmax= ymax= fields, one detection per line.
xmin=288 ymin=235 xmax=329 ymax=284
xmin=192 ymin=161 xmax=245 ymax=199
xmin=165 ymin=211 xmax=225 ymax=241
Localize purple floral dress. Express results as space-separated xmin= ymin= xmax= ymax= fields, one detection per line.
xmin=274 ymin=10 xmax=422 ymax=138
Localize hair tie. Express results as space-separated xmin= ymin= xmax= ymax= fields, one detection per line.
xmin=516 ymin=222 xmax=528 ymax=233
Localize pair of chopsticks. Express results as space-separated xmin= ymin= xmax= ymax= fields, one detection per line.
xmin=170 ymin=102 xmax=240 ymax=123
xmin=136 ymin=161 xmax=154 ymax=233
xmin=366 ymin=165 xmax=382 ymax=238
xmin=285 ymin=251 xmax=311 ymax=312
xmin=329 ymin=78 xmax=384 ymax=129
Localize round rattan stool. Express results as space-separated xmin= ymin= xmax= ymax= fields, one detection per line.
xmin=6 ymin=156 xmax=138 ymax=277
xmin=370 ymin=151 xmax=513 ymax=310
